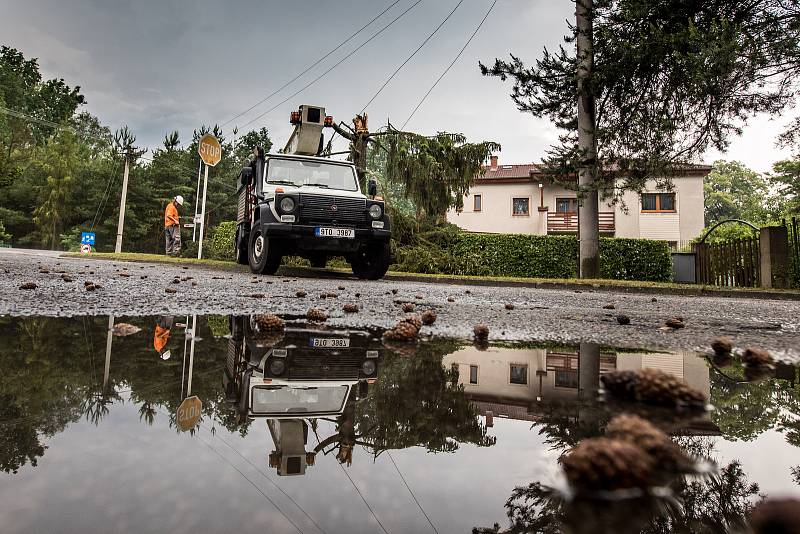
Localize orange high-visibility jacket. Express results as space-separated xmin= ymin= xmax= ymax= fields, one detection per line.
xmin=154 ymin=325 xmax=171 ymax=353
xmin=164 ymin=203 xmax=179 ymax=228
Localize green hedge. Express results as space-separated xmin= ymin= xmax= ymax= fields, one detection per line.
xmin=394 ymin=233 xmax=672 ymax=282
xmin=207 ymin=221 xmax=237 ymax=261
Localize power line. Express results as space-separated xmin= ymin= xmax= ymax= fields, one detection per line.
xmin=361 ymin=0 xmax=464 ymax=114
xmin=236 ymin=0 xmax=423 ymax=132
xmin=387 ymin=451 xmax=439 ymax=534
xmin=221 ymin=0 xmax=401 ymax=128
xmin=337 ymin=461 xmax=390 ymax=534
xmin=0 ymin=105 xmax=72 ymax=131
xmin=402 ymin=0 xmax=497 ymax=129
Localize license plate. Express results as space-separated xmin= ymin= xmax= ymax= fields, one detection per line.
xmin=309 ymin=337 xmax=350 ymax=348
xmin=315 ymin=227 xmax=354 ymax=238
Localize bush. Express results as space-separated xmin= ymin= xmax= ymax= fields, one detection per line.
xmin=393 ymin=232 xmax=672 ymax=282
xmin=207 ymin=221 xmax=237 ymax=261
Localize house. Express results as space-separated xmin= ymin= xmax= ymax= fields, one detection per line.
xmin=441 ymin=345 xmax=718 ymax=434
xmin=446 ymin=156 xmax=711 ymax=247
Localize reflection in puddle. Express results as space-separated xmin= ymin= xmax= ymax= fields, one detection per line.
xmin=0 ymin=315 xmax=797 ymax=533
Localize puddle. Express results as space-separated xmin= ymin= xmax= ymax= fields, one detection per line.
xmin=0 ymin=315 xmax=798 ymax=533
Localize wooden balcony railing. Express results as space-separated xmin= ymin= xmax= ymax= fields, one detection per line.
xmin=547 ymin=211 xmax=615 ymax=234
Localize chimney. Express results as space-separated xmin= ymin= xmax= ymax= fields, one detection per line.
xmin=489 ymin=155 xmax=498 ymax=170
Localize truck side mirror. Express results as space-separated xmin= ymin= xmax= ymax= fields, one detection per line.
xmin=367 ymin=178 xmax=377 ymax=198
xmin=239 ymin=167 xmax=253 ymax=188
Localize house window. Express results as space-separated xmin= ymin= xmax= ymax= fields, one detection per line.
xmin=469 ymin=365 xmax=478 ymax=384
xmin=556 ymin=198 xmax=578 ymax=213
xmin=555 ymin=370 xmax=578 ymax=388
xmin=509 ymin=364 xmax=528 ymax=385
xmin=473 ymin=194 xmax=482 ymax=212
xmin=512 ymin=197 xmax=530 ymax=216
xmin=641 ymin=193 xmax=676 ymax=213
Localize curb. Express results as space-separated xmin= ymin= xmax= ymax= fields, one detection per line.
xmin=64 ymin=253 xmax=800 ymax=301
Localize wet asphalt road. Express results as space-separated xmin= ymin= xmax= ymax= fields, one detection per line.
xmin=2 ymin=248 xmax=799 ymax=359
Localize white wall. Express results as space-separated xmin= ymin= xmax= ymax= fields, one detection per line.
xmin=448 ymin=174 xmax=706 ymax=242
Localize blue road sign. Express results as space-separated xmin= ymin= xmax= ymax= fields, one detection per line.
xmin=80 ymin=232 xmax=96 ymax=246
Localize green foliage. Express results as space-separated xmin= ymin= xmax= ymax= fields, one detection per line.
xmin=207 ymin=220 xmax=236 ymax=261
xmin=385 ymin=130 xmax=500 ymax=219
xmin=705 ymin=161 xmax=778 ymax=226
xmin=393 ymin=231 xmax=673 ymax=282
xmin=769 ymin=158 xmax=800 ymax=216
xmin=0 ymin=219 xmax=9 ymax=245
xmin=481 ymin=2 xmax=800 ymax=194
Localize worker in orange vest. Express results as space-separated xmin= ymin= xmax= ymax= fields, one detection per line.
xmin=164 ymin=195 xmax=184 ymax=256
xmin=154 ymin=315 xmax=174 ymax=360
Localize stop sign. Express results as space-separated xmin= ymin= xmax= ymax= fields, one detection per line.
xmin=198 ymin=134 xmax=222 ymax=167
xmin=176 ymin=395 xmax=202 ymax=431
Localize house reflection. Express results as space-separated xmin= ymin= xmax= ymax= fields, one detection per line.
xmin=442 ymin=344 xmax=714 ymax=430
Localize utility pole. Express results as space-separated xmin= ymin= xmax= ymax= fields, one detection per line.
xmin=114 ymin=150 xmax=130 ymax=254
xmin=576 ymin=0 xmax=599 ymax=278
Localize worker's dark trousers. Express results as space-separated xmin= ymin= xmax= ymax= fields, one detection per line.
xmin=164 ymin=225 xmax=181 ymax=256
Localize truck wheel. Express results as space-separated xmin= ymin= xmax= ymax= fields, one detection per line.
xmin=351 ymin=243 xmax=391 ymax=280
xmin=235 ymin=226 xmax=249 ymax=265
xmin=249 ymin=226 xmax=282 ymax=275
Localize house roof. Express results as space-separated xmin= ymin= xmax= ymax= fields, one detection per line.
xmin=476 ymin=159 xmax=712 ymax=184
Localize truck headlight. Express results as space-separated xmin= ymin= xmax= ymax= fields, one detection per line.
xmin=279 ymin=197 xmax=296 ymax=213
xmin=361 ymin=360 xmax=377 ymax=376
xmin=269 ymin=359 xmax=286 ymax=376
xmin=368 ymin=204 xmax=383 ymax=219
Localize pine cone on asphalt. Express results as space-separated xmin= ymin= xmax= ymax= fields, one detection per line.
xmin=19 ymin=282 xmax=37 ymax=290
xmin=296 ymin=290 xmax=307 ymax=298
xmin=560 ymin=437 xmax=655 ymax=492
xmin=603 ymin=304 xmax=616 ymax=310
xmin=447 ymin=297 xmax=455 ymax=303
xmin=402 ymin=314 xmax=423 ymax=330
xmin=505 ymin=303 xmax=515 ymax=310
xmin=421 ymin=310 xmax=437 ymax=325
xmin=664 ymin=317 xmax=685 ymax=329
xmin=254 ymin=314 xmax=285 ymax=332
xmin=382 ymin=320 xmax=420 ymax=342
xmin=402 ymin=302 xmax=415 ymax=313
xmin=711 ymin=336 xmax=733 ymax=357
xmin=343 ymin=303 xmax=359 ymax=313
xmin=473 ymin=324 xmax=489 ymax=342
xmin=616 ymin=315 xmax=631 ymax=325
xmin=601 ymin=368 xmax=707 ymax=409
xmin=742 ymin=347 xmax=772 ymax=367
xmin=306 ymin=308 xmax=328 ymax=322
xmin=605 ymin=414 xmax=694 ymax=475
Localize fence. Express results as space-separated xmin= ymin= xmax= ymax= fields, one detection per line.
xmin=694 ymin=236 xmax=760 ymax=287
xmin=783 ymin=216 xmax=799 ymax=288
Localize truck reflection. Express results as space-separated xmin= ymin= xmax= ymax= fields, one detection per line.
xmin=223 ymin=315 xmax=381 ymax=475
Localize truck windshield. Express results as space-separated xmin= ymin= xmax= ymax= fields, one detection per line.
xmin=251 ymin=385 xmax=349 ymax=415
xmin=266 ymin=158 xmax=358 ymax=192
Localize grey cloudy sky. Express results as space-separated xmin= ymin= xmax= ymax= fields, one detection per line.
xmin=2 ymin=0 xmax=796 ymax=172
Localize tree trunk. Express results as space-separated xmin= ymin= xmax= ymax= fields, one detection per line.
xmin=576 ymin=0 xmax=600 ymax=278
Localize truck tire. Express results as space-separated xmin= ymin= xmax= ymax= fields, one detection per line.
xmin=248 ymin=226 xmax=282 ymax=275
xmin=351 ymin=243 xmax=391 ymax=280
xmin=235 ymin=225 xmax=249 ymax=265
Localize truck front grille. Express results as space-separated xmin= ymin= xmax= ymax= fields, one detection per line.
xmin=288 ymin=353 xmax=362 ymax=380
xmin=299 ymin=194 xmax=366 ymax=224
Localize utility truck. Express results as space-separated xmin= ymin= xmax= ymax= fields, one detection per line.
xmin=223 ymin=315 xmax=380 ymax=475
xmin=234 ymin=105 xmax=391 ymax=279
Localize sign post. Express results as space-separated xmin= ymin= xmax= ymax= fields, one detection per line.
xmin=196 ymin=134 xmax=222 ymax=259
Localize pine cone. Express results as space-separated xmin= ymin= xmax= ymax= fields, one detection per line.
xmin=296 ymin=290 xmax=307 ymax=298
xmin=319 ymin=292 xmax=338 ymax=299
xmin=402 ymin=302 xmax=415 ymax=313
xmin=421 ymin=310 xmax=437 ymax=325
xmin=711 ymin=336 xmax=733 ymax=357
xmin=473 ymin=324 xmax=489 ymax=341
xmin=447 ymin=297 xmax=455 ymax=303
xmin=749 ymin=498 xmax=800 ymax=534
xmin=616 ymin=314 xmax=631 ymax=325
xmin=664 ymin=317 xmax=685 ymax=329
xmin=601 ymin=368 xmax=707 ymax=409
xmin=560 ymin=437 xmax=655 ymax=492
xmin=742 ymin=347 xmax=772 ymax=367
xmin=605 ymin=414 xmax=694 ymax=474
xmin=382 ymin=320 xmax=420 ymax=342
xmin=505 ymin=303 xmax=515 ymax=310
xmin=254 ymin=314 xmax=285 ymax=332
xmin=603 ymin=304 xmax=616 ymax=310
xmin=306 ymin=308 xmax=328 ymax=322
xmin=19 ymin=282 xmax=37 ymax=290
xmin=343 ymin=303 xmax=359 ymax=313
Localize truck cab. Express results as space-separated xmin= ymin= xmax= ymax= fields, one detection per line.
xmin=223 ymin=315 xmax=380 ymax=475
xmin=234 ymin=105 xmax=392 ymax=279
